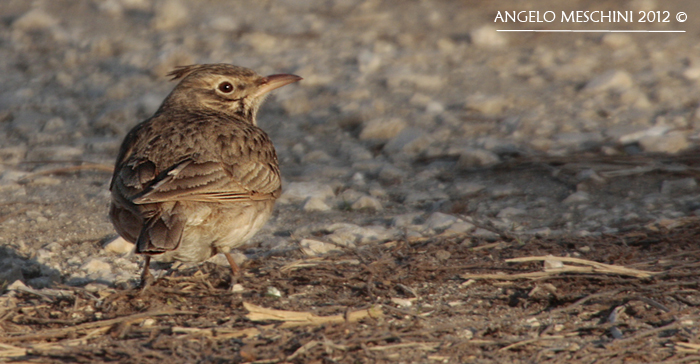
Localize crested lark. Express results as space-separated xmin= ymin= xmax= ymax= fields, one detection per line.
xmin=109 ymin=64 xmax=301 ymax=287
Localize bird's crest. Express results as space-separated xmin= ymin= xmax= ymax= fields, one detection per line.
xmin=166 ymin=64 xmax=258 ymax=81
xmin=167 ymin=65 xmax=205 ymax=81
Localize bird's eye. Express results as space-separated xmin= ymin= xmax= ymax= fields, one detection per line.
xmin=218 ymin=81 xmax=234 ymax=93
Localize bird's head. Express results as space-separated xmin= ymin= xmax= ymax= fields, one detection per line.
xmin=159 ymin=64 xmax=302 ymax=124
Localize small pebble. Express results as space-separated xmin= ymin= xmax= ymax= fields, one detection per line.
xmin=303 ymin=197 xmax=331 ymax=212
xmin=471 ymin=25 xmax=507 ymax=48
xmin=104 ymin=236 xmax=135 ymax=254
xmin=351 ymin=195 xmax=383 ymax=211
xmin=266 ymin=286 xmax=283 ymax=298
xmin=359 ymin=118 xmax=407 ymax=141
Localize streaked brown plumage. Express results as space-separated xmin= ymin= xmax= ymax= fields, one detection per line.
xmin=109 ymin=64 xmax=301 ymax=287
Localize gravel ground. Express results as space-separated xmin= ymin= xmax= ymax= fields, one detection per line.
xmin=1 ymin=0 xmax=700 ymax=362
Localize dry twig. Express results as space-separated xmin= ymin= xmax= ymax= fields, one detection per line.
xmin=0 ymin=308 xmax=194 ymax=343
xmin=244 ymin=302 xmax=383 ymax=328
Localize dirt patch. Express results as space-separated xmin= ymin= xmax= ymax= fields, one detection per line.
xmin=2 ymin=220 xmax=699 ymax=363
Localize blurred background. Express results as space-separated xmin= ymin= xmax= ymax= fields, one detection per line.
xmin=2 ymin=0 xmax=698 ymax=170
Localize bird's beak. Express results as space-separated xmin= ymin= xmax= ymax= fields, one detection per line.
xmin=255 ymin=74 xmax=302 ymax=98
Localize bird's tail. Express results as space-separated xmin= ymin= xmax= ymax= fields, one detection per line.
xmin=136 ymin=213 xmax=185 ymax=254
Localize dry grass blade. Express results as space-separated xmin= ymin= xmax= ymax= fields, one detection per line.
xmin=279 ymin=258 xmax=360 ymax=273
xmin=0 ymin=327 xmax=111 ymax=357
xmin=279 ymin=258 xmax=325 ymax=273
xmin=0 ymin=308 xmax=195 ymax=343
xmin=676 ymin=342 xmax=700 ymax=353
xmin=460 ymin=271 xmax=559 ymax=280
xmin=470 ymin=241 xmax=512 ymax=251
xmin=172 ymin=326 xmax=260 ymax=339
xmin=506 ymin=255 xmax=659 ymax=278
xmin=9 ymin=284 xmax=75 ymax=303
xmin=498 ymin=333 xmax=579 ymax=352
xmin=243 ymin=302 xmax=383 ymax=328
xmin=367 ymin=342 xmax=441 ymax=351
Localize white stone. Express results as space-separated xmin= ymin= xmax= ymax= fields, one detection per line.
xmin=425 ymin=212 xmax=458 ymax=231
xmin=104 ymin=236 xmax=135 ymax=254
xmin=300 ymin=238 xmax=337 ymax=256
xmin=451 ymin=182 xmax=486 ymax=197
xmin=278 ymin=182 xmax=335 ymax=203
xmin=601 ymin=33 xmax=632 ymax=49
xmin=82 ymin=259 xmax=112 ymax=275
xmin=231 ymin=284 xmax=245 ymax=293
xmin=358 ymin=49 xmax=382 ymax=74
xmin=13 ymin=9 xmax=57 ymax=31
xmin=302 ymin=197 xmax=331 ymax=212
xmin=553 ymin=132 xmax=603 ymax=151
xmin=683 ymin=67 xmax=700 ymax=81
xmin=471 ymin=228 xmax=499 ymax=238
xmin=465 ymin=94 xmax=507 ymax=116
xmin=266 ymin=286 xmax=282 ymax=298
xmin=209 ymin=16 xmax=240 ymax=32
xmin=360 ymin=118 xmax=407 ymax=141
xmin=42 ymin=117 xmax=65 ymax=132
xmin=639 ymin=131 xmax=689 ymax=154
xmin=326 ymin=224 xmax=396 ymax=245
xmin=351 ymin=196 xmax=383 ymax=211
xmin=457 ymin=148 xmax=500 ymax=168
xmin=392 ymin=213 xmax=422 ymax=227
xmin=207 ymin=252 xmax=246 ymax=267
xmin=339 ymin=142 xmax=372 ymax=161
xmin=584 ymin=70 xmax=634 ymax=92
xmin=141 ymin=318 xmax=156 ymax=327
xmin=444 ymin=221 xmax=475 ymax=235
xmin=471 ymin=25 xmax=507 ymax=48
xmin=621 ymin=89 xmax=651 ymax=109
xmin=606 ymin=125 xmax=667 ymax=145
xmin=497 ymin=207 xmax=526 ymax=218
xmin=391 ymin=297 xmax=413 ymax=307
xmin=425 ymin=101 xmax=445 ymax=114
xmin=562 ymin=191 xmax=590 ymax=204
xmin=383 ymin=128 xmax=433 ymax=157
xmin=377 ymin=164 xmax=407 ymax=184
xmin=340 ymin=189 xmax=364 ymax=203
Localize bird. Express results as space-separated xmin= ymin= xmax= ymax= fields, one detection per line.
xmin=109 ymin=63 xmax=301 ymax=287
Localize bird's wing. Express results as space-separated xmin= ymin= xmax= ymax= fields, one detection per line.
xmin=124 ymin=157 xmax=281 ymax=204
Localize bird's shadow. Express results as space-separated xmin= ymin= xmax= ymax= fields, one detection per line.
xmin=0 ymin=245 xmax=61 ymax=290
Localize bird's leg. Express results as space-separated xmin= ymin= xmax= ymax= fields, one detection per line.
xmin=224 ymin=252 xmax=240 ymax=290
xmin=140 ymin=255 xmax=154 ymax=289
